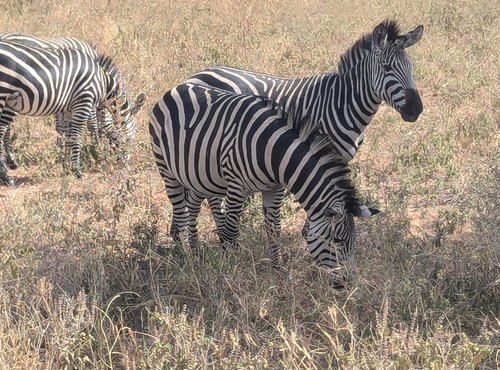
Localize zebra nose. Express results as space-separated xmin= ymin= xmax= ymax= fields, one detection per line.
xmin=400 ymin=89 xmax=423 ymax=122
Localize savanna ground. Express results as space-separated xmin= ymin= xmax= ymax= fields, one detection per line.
xmin=0 ymin=0 xmax=499 ymax=368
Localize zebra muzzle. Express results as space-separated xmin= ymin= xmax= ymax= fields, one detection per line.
xmin=399 ymin=88 xmax=423 ymax=122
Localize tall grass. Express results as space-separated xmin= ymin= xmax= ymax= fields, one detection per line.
xmin=0 ymin=0 xmax=498 ymax=368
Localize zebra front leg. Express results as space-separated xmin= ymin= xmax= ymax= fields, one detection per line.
xmin=220 ymin=183 xmax=247 ymax=248
xmin=262 ymin=189 xmax=285 ymax=271
xmin=66 ymin=116 xmax=87 ymax=179
xmin=207 ymin=196 xmax=225 ymax=241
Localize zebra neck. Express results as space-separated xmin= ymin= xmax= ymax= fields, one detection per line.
xmin=313 ymin=63 xmax=381 ymax=159
xmin=277 ymin=142 xmax=345 ymax=215
xmin=104 ymin=74 xmax=119 ymax=100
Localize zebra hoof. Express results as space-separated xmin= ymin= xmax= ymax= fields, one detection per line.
xmin=220 ymin=239 xmax=238 ymax=250
xmin=330 ymin=280 xmax=346 ymax=290
xmin=74 ymin=171 xmax=84 ymax=180
xmin=7 ymin=158 xmax=20 ymax=170
xmin=0 ymin=175 xmax=15 ymax=187
xmin=273 ymin=265 xmax=287 ymax=278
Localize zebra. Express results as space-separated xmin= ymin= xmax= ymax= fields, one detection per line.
xmin=149 ymin=83 xmax=379 ymax=287
xmin=0 ymin=40 xmax=127 ymax=185
xmin=184 ymin=19 xmax=423 ymax=235
xmin=0 ymin=33 xmax=146 ymax=170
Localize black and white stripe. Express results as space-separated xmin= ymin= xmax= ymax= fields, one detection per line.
xmin=149 ymin=83 xmax=379 ymax=286
xmin=0 ymin=33 xmax=146 ymax=170
xmin=185 ymin=19 xmax=423 ymax=236
xmin=0 ymin=40 xmax=124 ymax=185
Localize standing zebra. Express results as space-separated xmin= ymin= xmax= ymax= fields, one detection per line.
xmin=0 ymin=33 xmax=146 ymax=171
xmin=185 ymin=19 xmax=423 ymax=234
xmin=0 ymin=40 xmax=125 ymax=185
xmin=149 ymin=83 xmax=379 ymax=286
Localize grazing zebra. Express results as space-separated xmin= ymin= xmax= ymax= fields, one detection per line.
xmin=0 ymin=33 xmax=146 ymax=170
xmin=185 ymin=19 xmax=423 ymax=234
xmin=0 ymin=40 xmax=125 ymax=185
xmin=149 ymin=83 xmax=379 ymax=286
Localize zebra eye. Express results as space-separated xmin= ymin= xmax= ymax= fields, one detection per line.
xmin=383 ymin=64 xmax=392 ymax=72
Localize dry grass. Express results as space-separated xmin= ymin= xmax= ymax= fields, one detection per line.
xmin=0 ymin=0 xmax=499 ymax=368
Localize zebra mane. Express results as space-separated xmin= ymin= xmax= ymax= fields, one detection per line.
xmin=338 ymin=19 xmax=401 ymax=73
xmin=96 ymin=53 xmax=127 ymax=95
xmin=286 ymin=108 xmax=361 ymax=212
xmin=96 ymin=53 xmax=120 ymax=79
xmin=285 ymin=107 xmax=339 ymax=163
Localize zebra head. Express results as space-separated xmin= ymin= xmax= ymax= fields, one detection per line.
xmin=114 ymin=92 xmax=147 ymax=142
xmin=306 ymin=199 xmax=380 ymax=288
xmin=98 ymin=54 xmax=146 ymax=143
xmin=371 ymin=20 xmax=424 ymax=122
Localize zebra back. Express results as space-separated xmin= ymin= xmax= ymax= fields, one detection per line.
xmin=0 ymin=33 xmax=98 ymax=58
xmin=185 ymin=20 xmax=424 ymax=160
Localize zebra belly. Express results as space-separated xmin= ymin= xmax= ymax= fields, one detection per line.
xmin=174 ymin=167 xmax=228 ymax=198
xmin=164 ymin=140 xmax=228 ymax=198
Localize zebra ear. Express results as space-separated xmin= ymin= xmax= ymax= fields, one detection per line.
xmin=402 ymin=25 xmax=424 ymax=49
xmin=373 ymin=24 xmax=388 ymax=51
xmin=352 ymin=205 xmax=381 ymax=219
xmin=130 ymin=92 xmax=147 ymax=115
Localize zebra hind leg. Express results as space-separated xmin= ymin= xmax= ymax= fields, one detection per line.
xmin=66 ymin=114 xmax=88 ymax=179
xmin=186 ymin=190 xmax=205 ymax=253
xmin=262 ymin=189 xmax=285 ymax=272
xmin=0 ymin=122 xmax=14 ymax=186
xmin=164 ymin=178 xmax=190 ymax=248
xmin=4 ymin=126 xmax=19 ymax=170
xmin=207 ymin=196 xmax=225 ymax=242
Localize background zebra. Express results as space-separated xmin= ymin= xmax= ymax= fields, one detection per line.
xmin=149 ymin=83 xmax=379 ymax=287
xmin=185 ymin=19 xmax=423 ymax=235
xmin=0 ymin=40 xmax=125 ymax=185
xmin=0 ymin=33 xmax=146 ymax=170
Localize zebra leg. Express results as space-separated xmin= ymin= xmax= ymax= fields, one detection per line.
xmin=164 ymin=177 xmax=189 ymax=243
xmin=207 ymin=196 xmax=225 ymax=241
xmin=185 ymin=190 xmax=205 ymax=250
xmin=4 ymin=126 xmax=19 ymax=170
xmin=66 ymin=115 xmax=88 ymax=179
xmin=86 ymin=109 xmax=100 ymax=143
xmin=0 ymin=110 xmax=14 ymax=186
xmin=1 ymin=109 xmax=20 ymax=170
xmin=220 ymin=183 xmax=246 ymax=248
xmin=262 ymin=189 xmax=285 ymax=271
xmin=55 ymin=112 xmax=69 ymax=149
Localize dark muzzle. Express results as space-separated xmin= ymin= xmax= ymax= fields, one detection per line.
xmin=400 ymin=89 xmax=423 ymax=122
